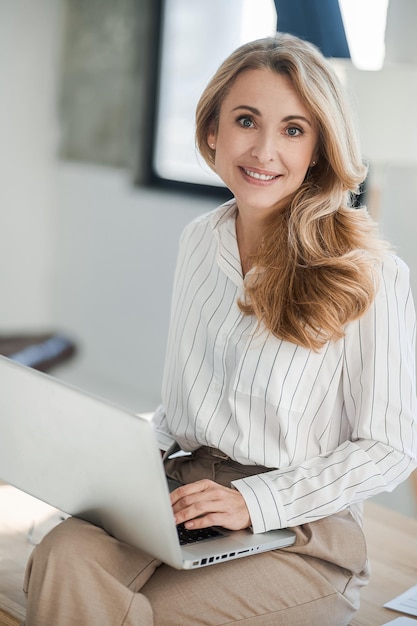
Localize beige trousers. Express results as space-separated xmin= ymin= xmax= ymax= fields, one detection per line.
xmin=23 ymin=449 xmax=370 ymax=626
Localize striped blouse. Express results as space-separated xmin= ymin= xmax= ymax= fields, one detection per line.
xmin=153 ymin=200 xmax=417 ymax=533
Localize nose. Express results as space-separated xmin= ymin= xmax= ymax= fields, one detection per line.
xmin=250 ymin=130 xmax=278 ymax=163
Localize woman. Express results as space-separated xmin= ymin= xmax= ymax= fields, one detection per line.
xmin=23 ymin=33 xmax=417 ymax=625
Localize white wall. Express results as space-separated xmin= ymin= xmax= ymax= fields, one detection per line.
xmin=343 ymin=64 xmax=417 ymax=299
xmin=0 ymin=0 xmax=63 ymax=328
xmin=50 ymin=164 xmax=215 ymax=410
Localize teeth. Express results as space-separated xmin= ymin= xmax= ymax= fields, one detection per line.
xmin=243 ymin=168 xmax=276 ymax=181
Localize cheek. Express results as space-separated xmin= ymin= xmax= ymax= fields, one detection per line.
xmin=213 ymin=150 xmax=230 ymax=180
xmin=215 ymin=139 xmax=247 ymax=173
xmin=291 ymin=150 xmax=315 ymax=176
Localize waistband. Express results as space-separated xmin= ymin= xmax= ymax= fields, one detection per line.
xmin=163 ymin=444 xmax=272 ymax=487
xmin=200 ymin=446 xmax=231 ymax=461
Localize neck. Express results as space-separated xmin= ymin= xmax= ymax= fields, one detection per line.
xmin=235 ymin=211 xmax=264 ymax=276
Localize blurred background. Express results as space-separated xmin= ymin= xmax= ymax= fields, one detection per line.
xmin=1 ymin=0 xmax=416 ymax=515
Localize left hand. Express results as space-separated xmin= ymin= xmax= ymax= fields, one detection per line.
xmin=170 ymin=479 xmax=251 ymax=531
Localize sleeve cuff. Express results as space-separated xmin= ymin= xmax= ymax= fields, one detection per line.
xmin=151 ymin=404 xmax=176 ymax=451
xmin=232 ymin=473 xmax=288 ymax=534
xmin=154 ymin=430 xmax=176 ymax=451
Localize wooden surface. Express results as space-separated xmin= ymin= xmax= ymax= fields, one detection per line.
xmin=0 ymin=597 xmax=23 ymax=626
xmin=0 ymin=484 xmax=416 ymax=626
xmin=0 ymin=482 xmax=62 ymax=626
xmin=410 ymin=470 xmax=417 ymax=514
xmin=350 ymin=500 xmax=417 ymax=625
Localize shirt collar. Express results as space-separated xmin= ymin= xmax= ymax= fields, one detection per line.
xmin=211 ymin=199 xmax=243 ymax=286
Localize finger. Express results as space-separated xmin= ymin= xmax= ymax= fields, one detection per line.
xmin=171 ymin=481 xmax=226 ymax=518
xmin=172 ymin=485 xmax=251 ymax=530
xmin=181 ymin=503 xmax=251 ymax=532
xmin=169 ymin=479 xmax=214 ymax=507
xmin=173 ymin=496 xmax=219 ymax=525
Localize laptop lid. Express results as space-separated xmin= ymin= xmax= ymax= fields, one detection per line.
xmin=0 ymin=356 xmax=295 ymax=569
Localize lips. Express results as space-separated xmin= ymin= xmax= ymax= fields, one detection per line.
xmin=241 ymin=167 xmax=279 ymax=182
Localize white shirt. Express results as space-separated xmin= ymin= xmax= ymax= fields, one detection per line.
xmin=153 ymin=200 xmax=417 ymax=533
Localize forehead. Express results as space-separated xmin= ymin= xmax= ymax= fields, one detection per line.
xmin=221 ymin=68 xmax=311 ymax=117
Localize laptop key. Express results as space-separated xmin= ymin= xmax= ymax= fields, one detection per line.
xmin=177 ymin=523 xmax=226 ymax=545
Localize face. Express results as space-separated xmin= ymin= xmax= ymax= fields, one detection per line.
xmin=208 ymin=68 xmax=319 ymax=222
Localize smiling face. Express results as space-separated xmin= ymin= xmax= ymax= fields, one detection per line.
xmin=208 ymin=68 xmax=319 ymax=224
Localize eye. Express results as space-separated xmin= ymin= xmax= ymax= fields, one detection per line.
xmin=286 ymin=126 xmax=303 ymax=137
xmin=237 ymin=116 xmax=255 ymax=129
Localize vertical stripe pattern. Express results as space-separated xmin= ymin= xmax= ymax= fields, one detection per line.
xmin=152 ymin=201 xmax=417 ymax=533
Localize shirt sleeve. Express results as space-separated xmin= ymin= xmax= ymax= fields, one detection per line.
xmin=151 ymin=404 xmax=176 ymax=451
xmin=233 ymin=254 xmax=417 ymax=533
xmin=150 ymin=225 xmax=192 ymax=452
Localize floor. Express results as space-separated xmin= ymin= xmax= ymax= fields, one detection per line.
xmin=0 ymin=481 xmax=65 ymax=613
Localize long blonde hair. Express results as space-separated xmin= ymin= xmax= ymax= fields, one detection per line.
xmin=196 ymin=33 xmax=388 ymax=350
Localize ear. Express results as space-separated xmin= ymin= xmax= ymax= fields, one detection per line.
xmin=311 ymin=147 xmax=320 ymax=167
xmin=207 ymin=126 xmax=217 ymax=151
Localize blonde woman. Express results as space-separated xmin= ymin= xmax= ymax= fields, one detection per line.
xmin=23 ymin=33 xmax=417 ymax=626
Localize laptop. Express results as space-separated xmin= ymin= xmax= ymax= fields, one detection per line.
xmin=0 ymin=355 xmax=296 ymax=569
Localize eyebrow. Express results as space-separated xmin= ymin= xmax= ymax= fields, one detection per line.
xmin=232 ymin=105 xmax=261 ymax=115
xmin=283 ymin=114 xmax=313 ymax=127
xmin=231 ymin=106 xmax=313 ymax=127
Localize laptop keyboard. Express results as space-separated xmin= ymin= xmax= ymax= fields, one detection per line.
xmin=176 ymin=523 xmax=225 ymax=545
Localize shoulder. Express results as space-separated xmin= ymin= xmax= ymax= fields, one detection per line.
xmin=179 ymin=198 xmax=237 ymax=243
xmin=378 ymin=252 xmax=411 ymax=285
xmin=372 ymin=252 xmax=414 ymax=308
xmin=381 ymin=252 xmax=409 ymax=272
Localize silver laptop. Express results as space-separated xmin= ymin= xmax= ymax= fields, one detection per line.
xmin=0 ymin=355 xmax=295 ymax=569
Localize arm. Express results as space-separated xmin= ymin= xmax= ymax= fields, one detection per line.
xmin=233 ymin=255 xmax=417 ymax=533
xmin=152 ymin=404 xmax=176 ymax=452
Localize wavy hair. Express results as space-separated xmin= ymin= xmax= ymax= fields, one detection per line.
xmin=195 ymin=33 xmax=388 ymax=350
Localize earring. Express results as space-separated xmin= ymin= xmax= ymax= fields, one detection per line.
xmin=311 ymin=160 xmax=316 ymax=166
xmin=210 ymin=143 xmax=216 ymax=149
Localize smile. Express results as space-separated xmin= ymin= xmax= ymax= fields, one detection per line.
xmin=242 ymin=168 xmax=278 ymax=181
